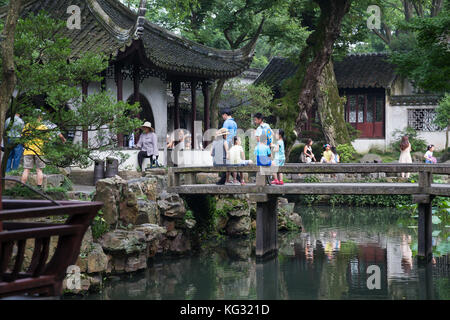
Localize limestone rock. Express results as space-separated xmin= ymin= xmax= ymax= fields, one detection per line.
xmin=196 ymin=172 xmax=219 ymax=184
xmin=226 ymin=216 xmax=251 ymax=236
xmin=93 ymin=176 xmax=126 ymax=225
xmin=99 ymin=229 xmax=147 ymax=255
xmin=360 ymin=153 xmax=382 ymax=163
xmin=134 ymin=223 xmax=166 ymax=242
xmin=136 ymin=199 xmax=159 ymax=225
xmin=157 ymin=191 xmax=186 ymax=218
xmin=216 ymin=196 xmax=250 ymax=217
xmin=87 ymin=242 xmax=109 ymax=274
xmin=412 ymin=151 xmax=425 ymax=163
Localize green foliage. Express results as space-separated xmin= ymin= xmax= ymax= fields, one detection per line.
xmin=3 ymin=184 xmax=38 ymax=198
xmin=391 ymin=127 xmax=428 ymax=153
xmin=390 ymin=9 xmax=450 ymax=92
xmin=288 ymin=144 xmax=304 ymax=163
xmin=91 ymin=210 xmax=109 ymax=240
xmin=1 ymin=12 xmax=141 ymax=171
xmin=224 ymin=80 xmax=275 ymax=130
xmin=336 ymin=143 xmax=357 ymax=163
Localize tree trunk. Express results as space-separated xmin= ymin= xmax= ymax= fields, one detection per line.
xmin=0 ymin=0 xmax=22 ymax=230
xmin=210 ymin=78 xmax=226 ymax=129
xmin=316 ymin=60 xmax=350 ymax=146
xmin=294 ymin=0 xmax=352 ymax=138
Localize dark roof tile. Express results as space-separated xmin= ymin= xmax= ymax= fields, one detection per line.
xmin=255 ymin=53 xmax=397 ymax=90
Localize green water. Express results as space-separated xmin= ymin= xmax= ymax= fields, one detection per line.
xmin=76 ymin=206 xmax=450 ymax=300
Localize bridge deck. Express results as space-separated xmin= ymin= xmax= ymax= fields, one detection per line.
xmin=169 ymin=183 xmax=450 ymax=196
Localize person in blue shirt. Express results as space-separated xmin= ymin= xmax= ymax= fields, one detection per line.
xmin=271 ymin=129 xmax=286 ymax=185
xmin=254 ymin=133 xmax=271 ymax=166
xmin=222 ymin=110 xmax=237 ymax=147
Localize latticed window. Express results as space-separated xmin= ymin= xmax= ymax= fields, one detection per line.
xmin=407 ymin=108 xmax=441 ymax=131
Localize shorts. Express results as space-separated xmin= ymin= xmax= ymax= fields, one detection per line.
xmin=23 ymin=155 xmax=46 ymax=169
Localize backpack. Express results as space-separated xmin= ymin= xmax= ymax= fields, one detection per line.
xmin=260 ymin=123 xmax=273 ymax=145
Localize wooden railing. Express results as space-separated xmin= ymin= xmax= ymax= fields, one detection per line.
xmin=0 ymin=200 xmax=102 ymax=298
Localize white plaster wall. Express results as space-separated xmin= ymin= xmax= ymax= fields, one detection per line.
xmin=385 ymin=104 xmax=408 ymax=147
xmin=385 ymin=104 xmax=446 ymax=150
xmin=351 ymin=139 xmax=386 ymax=153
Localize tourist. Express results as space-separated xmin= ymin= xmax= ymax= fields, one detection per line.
xmin=4 ymin=112 xmax=24 ymax=172
xmin=398 ymin=135 xmax=412 ymax=178
xmin=135 ymin=121 xmax=159 ymax=170
xmin=331 ymin=146 xmax=340 ymax=163
xmin=254 ymin=133 xmax=271 ymax=167
xmin=211 ymin=128 xmax=231 ymax=185
xmin=321 ymin=144 xmax=335 ymax=163
xmin=424 ymin=144 xmax=437 ymax=164
xmin=222 ymin=109 xmax=237 ymax=147
xmin=271 ymin=129 xmax=286 ymax=185
xmin=20 ymin=113 xmax=48 ymax=189
xmin=254 ymin=112 xmax=273 ymax=146
xmin=228 ymin=136 xmax=252 ymax=185
xmin=301 ymin=139 xmax=316 ymax=163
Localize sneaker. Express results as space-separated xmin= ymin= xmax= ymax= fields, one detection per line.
xmin=233 ymin=180 xmax=240 ymax=185
xmin=271 ymin=179 xmax=279 ymax=185
xmin=277 ymin=180 xmax=284 ymax=185
xmin=225 ymin=181 xmax=234 ymax=185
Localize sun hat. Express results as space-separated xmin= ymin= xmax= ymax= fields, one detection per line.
xmin=215 ymin=128 xmax=229 ymax=137
xmin=142 ymin=121 xmax=152 ymax=128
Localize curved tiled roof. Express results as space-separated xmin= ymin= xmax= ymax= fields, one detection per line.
xmin=255 ymin=53 xmax=397 ymax=90
xmin=0 ymin=0 xmax=256 ymax=79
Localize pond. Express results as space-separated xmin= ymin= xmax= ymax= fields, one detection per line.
xmin=71 ymin=206 xmax=450 ymax=300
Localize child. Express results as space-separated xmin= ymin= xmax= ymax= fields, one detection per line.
xmin=320 ymin=144 xmax=335 ymax=163
xmin=331 ymin=146 xmax=340 ymax=163
xmin=424 ymin=145 xmax=437 ymax=164
xmin=271 ymin=129 xmax=286 ymax=185
xmin=254 ymin=134 xmax=271 ymax=166
xmin=228 ymin=136 xmax=253 ymax=184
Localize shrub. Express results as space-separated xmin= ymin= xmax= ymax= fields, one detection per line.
xmin=391 ymin=127 xmax=427 ymax=153
xmin=288 ymin=144 xmax=305 ymax=162
xmin=91 ymin=210 xmax=109 ymax=239
xmin=336 ymin=143 xmax=357 ymax=163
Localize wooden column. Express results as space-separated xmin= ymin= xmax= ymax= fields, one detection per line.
xmin=172 ymin=81 xmax=181 ymax=130
xmin=413 ymin=194 xmax=433 ymax=262
xmin=133 ymin=64 xmax=141 ymax=143
xmin=202 ymin=81 xmax=210 ymax=132
xmin=115 ymin=63 xmax=124 ymax=147
xmin=250 ymin=194 xmax=278 ymax=258
xmin=191 ymin=81 xmax=197 ymax=149
xmin=81 ymin=82 xmax=89 ymax=147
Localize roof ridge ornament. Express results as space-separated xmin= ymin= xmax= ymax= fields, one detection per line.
xmin=134 ymin=0 xmax=147 ymax=38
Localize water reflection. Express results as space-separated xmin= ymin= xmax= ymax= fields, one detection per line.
xmin=78 ymin=206 xmax=449 ymax=300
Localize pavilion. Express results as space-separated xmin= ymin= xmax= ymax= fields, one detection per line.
xmin=1 ymin=0 xmax=259 ymax=167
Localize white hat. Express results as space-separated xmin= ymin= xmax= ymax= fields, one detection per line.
xmin=142 ymin=121 xmax=152 ymax=128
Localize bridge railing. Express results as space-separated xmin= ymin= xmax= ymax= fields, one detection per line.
xmin=168 ymin=163 xmax=449 ymax=186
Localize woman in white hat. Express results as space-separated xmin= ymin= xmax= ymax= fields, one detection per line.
xmin=135 ymin=121 xmax=159 ymax=170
